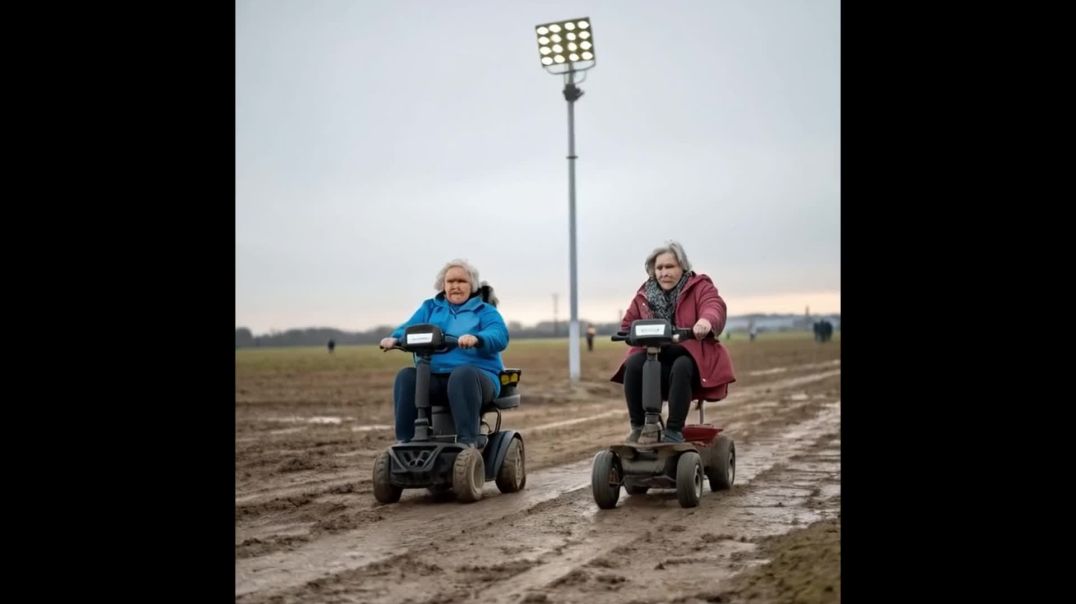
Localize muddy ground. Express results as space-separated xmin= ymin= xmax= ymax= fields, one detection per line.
xmin=236 ymin=334 xmax=840 ymax=603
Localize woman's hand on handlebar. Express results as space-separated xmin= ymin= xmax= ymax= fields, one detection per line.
xmin=692 ymin=319 xmax=713 ymax=340
xmin=379 ymin=337 xmax=398 ymax=350
xmin=457 ymin=334 xmax=479 ymax=349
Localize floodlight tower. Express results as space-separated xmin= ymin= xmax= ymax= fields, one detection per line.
xmin=533 ymin=16 xmax=596 ymax=382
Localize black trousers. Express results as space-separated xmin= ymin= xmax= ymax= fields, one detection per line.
xmin=623 ymin=345 xmax=696 ymax=432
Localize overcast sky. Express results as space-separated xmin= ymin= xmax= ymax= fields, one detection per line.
xmin=236 ymin=0 xmax=840 ymax=334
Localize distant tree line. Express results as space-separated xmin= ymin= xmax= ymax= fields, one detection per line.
xmin=234 ymin=321 xmax=617 ymax=348
xmin=234 ymin=326 xmax=395 ymax=348
xmin=236 ymin=313 xmax=839 ymax=348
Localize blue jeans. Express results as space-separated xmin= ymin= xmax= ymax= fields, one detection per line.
xmin=393 ymin=365 xmax=495 ymax=445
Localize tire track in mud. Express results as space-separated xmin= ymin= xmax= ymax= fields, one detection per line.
xmin=238 ymin=405 xmax=838 ymax=603
xmin=235 ymin=458 xmax=598 ymax=598
xmin=234 ymin=365 xmax=839 ymax=565
xmin=236 ymin=373 xmax=840 ymax=602
xmin=234 ymin=363 xmax=839 ymax=512
xmin=498 ymin=402 xmax=840 ymax=604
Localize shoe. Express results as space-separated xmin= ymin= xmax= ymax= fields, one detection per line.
xmin=638 ymin=423 xmax=662 ymax=445
xmin=625 ymin=425 xmax=642 ymax=443
xmin=663 ymin=429 xmax=685 ymax=443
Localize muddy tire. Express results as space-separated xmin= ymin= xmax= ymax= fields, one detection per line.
xmin=676 ymin=451 xmax=704 ymax=508
xmin=591 ymin=450 xmax=622 ymax=509
xmin=453 ymin=447 xmax=485 ymax=503
xmin=495 ymin=437 xmax=526 ymax=493
xmin=707 ymin=435 xmax=735 ymax=492
xmin=373 ymin=449 xmax=402 ymax=504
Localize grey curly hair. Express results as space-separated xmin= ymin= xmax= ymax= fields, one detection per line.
xmin=433 ymin=258 xmax=481 ymax=292
xmin=644 ymin=241 xmax=693 ymax=278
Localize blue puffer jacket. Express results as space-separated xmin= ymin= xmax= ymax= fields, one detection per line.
xmin=390 ymin=288 xmax=509 ymax=397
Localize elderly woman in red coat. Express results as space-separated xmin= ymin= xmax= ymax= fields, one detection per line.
xmin=611 ymin=241 xmax=736 ymax=443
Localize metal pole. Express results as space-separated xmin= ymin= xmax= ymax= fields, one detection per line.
xmin=565 ymin=70 xmax=582 ymax=382
xmin=553 ymin=293 xmax=558 ymax=337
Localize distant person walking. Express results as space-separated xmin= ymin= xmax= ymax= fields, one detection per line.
xmin=328 ymin=339 xmax=336 ymax=353
xmin=586 ymin=324 xmax=596 ymax=352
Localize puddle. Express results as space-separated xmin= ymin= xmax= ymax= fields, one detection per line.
xmin=269 ymin=427 xmax=305 ymax=436
xmin=818 ymin=483 xmax=841 ymax=499
xmin=351 ymin=424 xmax=392 ymax=433
xmin=748 ymin=367 xmax=788 ymax=377
xmin=265 ymin=416 xmax=347 ymax=425
xmin=528 ymin=410 xmax=625 ymax=433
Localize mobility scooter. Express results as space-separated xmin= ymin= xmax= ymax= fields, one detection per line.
xmin=373 ymin=324 xmax=526 ymax=503
xmin=592 ymin=319 xmax=735 ymax=509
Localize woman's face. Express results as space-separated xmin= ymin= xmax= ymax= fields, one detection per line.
xmin=443 ymin=266 xmax=473 ymax=304
xmin=654 ymin=252 xmax=684 ymax=291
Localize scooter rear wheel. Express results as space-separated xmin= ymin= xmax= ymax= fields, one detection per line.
xmin=495 ymin=437 xmax=527 ymax=493
xmin=706 ymin=435 xmax=736 ymax=492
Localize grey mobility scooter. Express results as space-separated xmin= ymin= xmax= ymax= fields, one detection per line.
xmin=373 ymin=323 xmax=526 ymax=504
xmin=592 ymin=318 xmax=735 ymax=509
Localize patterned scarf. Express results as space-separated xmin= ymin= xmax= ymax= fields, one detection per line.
xmin=645 ymin=273 xmax=689 ymax=321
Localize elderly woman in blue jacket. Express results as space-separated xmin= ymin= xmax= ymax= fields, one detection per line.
xmin=379 ymin=259 xmax=509 ymax=447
